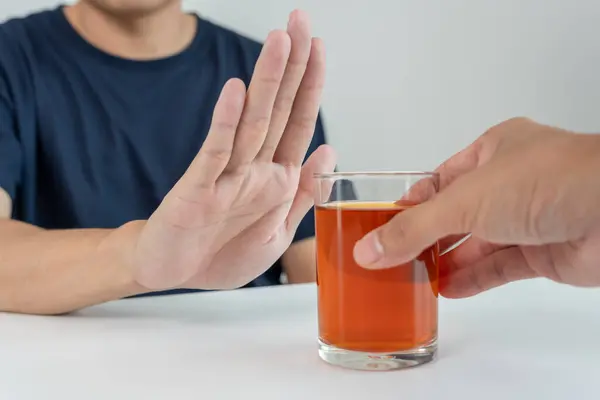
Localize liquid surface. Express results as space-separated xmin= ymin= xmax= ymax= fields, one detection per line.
xmin=315 ymin=202 xmax=438 ymax=352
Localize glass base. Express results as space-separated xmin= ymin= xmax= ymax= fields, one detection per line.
xmin=318 ymin=338 xmax=437 ymax=371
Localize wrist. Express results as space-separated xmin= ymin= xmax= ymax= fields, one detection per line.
xmin=98 ymin=220 xmax=150 ymax=298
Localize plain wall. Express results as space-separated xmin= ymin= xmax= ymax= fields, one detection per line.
xmin=2 ymin=0 xmax=600 ymax=171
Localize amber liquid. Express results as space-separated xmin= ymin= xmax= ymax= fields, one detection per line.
xmin=316 ymin=202 xmax=439 ymax=353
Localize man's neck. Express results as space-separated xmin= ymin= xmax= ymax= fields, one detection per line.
xmin=65 ymin=1 xmax=197 ymax=60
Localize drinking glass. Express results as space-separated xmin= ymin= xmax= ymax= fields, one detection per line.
xmin=314 ymin=171 xmax=440 ymax=371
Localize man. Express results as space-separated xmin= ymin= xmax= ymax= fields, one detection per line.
xmin=354 ymin=117 xmax=600 ymax=297
xmin=0 ymin=1 xmax=335 ymax=315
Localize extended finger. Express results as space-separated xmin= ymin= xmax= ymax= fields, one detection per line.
xmin=224 ymin=30 xmax=291 ymax=173
xmin=177 ymin=78 xmax=246 ymax=189
xmin=285 ymin=144 xmax=336 ymax=233
xmin=256 ymin=10 xmax=312 ymax=162
xmin=441 ymin=246 xmax=538 ymax=298
xmin=273 ymin=37 xmax=326 ymax=167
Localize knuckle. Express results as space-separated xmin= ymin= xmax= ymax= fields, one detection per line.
xmin=288 ymin=114 xmax=317 ymax=132
xmin=482 ymin=117 xmax=532 ymax=145
xmin=455 ymin=205 xmax=476 ymax=234
xmin=388 ymin=218 xmax=410 ymax=240
xmin=472 ymin=132 xmax=498 ymax=162
xmin=495 ymin=116 xmax=530 ymax=132
xmin=490 ymin=254 xmax=509 ymax=285
xmin=479 ymin=125 xmax=499 ymax=142
xmin=413 ymin=178 xmax=438 ymax=201
xmin=273 ymin=94 xmax=296 ymax=113
xmin=200 ymin=147 xmax=231 ymax=163
xmin=222 ymin=98 xmax=244 ymax=117
xmin=212 ymin=120 xmax=238 ymax=132
xmin=300 ymin=81 xmax=324 ymax=95
xmin=524 ymin=212 xmax=543 ymax=240
xmin=522 ymin=178 xmax=546 ymax=239
xmin=283 ymin=63 xmax=308 ymax=84
xmin=380 ymin=217 xmax=410 ymax=253
xmin=288 ymin=56 xmax=310 ymax=69
xmin=239 ymin=115 xmax=271 ymax=133
xmin=465 ymin=140 xmax=484 ymax=166
xmin=506 ymin=116 xmax=532 ymax=126
xmin=258 ymin=74 xmax=282 ymax=86
xmin=471 ymin=265 xmax=489 ymax=294
xmin=444 ymin=189 xmax=476 ymax=234
xmin=546 ymin=258 xmax=564 ymax=283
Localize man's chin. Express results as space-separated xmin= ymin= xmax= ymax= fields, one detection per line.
xmin=81 ymin=0 xmax=179 ymax=18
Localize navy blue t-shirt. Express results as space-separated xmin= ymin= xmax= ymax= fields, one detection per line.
xmin=0 ymin=7 xmax=326 ymax=294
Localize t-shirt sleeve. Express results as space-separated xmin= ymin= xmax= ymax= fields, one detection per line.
xmin=292 ymin=112 xmax=327 ymax=243
xmin=0 ymin=76 xmax=22 ymax=202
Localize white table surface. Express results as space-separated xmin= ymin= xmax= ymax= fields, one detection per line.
xmin=1 ymin=280 xmax=599 ymax=400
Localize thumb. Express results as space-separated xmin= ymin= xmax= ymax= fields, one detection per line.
xmin=285 ymin=144 xmax=336 ymax=232
xmin=353 ymin=183 xmax=474 ymax=269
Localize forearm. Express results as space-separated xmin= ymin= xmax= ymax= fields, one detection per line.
xmin=0 ymin=219 xmax=148 ymax=315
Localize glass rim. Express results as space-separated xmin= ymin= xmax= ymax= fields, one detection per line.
xmin=313 ymin=170 xmax=439 ymax=179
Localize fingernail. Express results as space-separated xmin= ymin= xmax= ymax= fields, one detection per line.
xmin=353 ymin=232 xmax=384 ymax=268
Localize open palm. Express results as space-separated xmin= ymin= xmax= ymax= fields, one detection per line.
xmin=132 ymin=11 xmax=335 ymax=290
